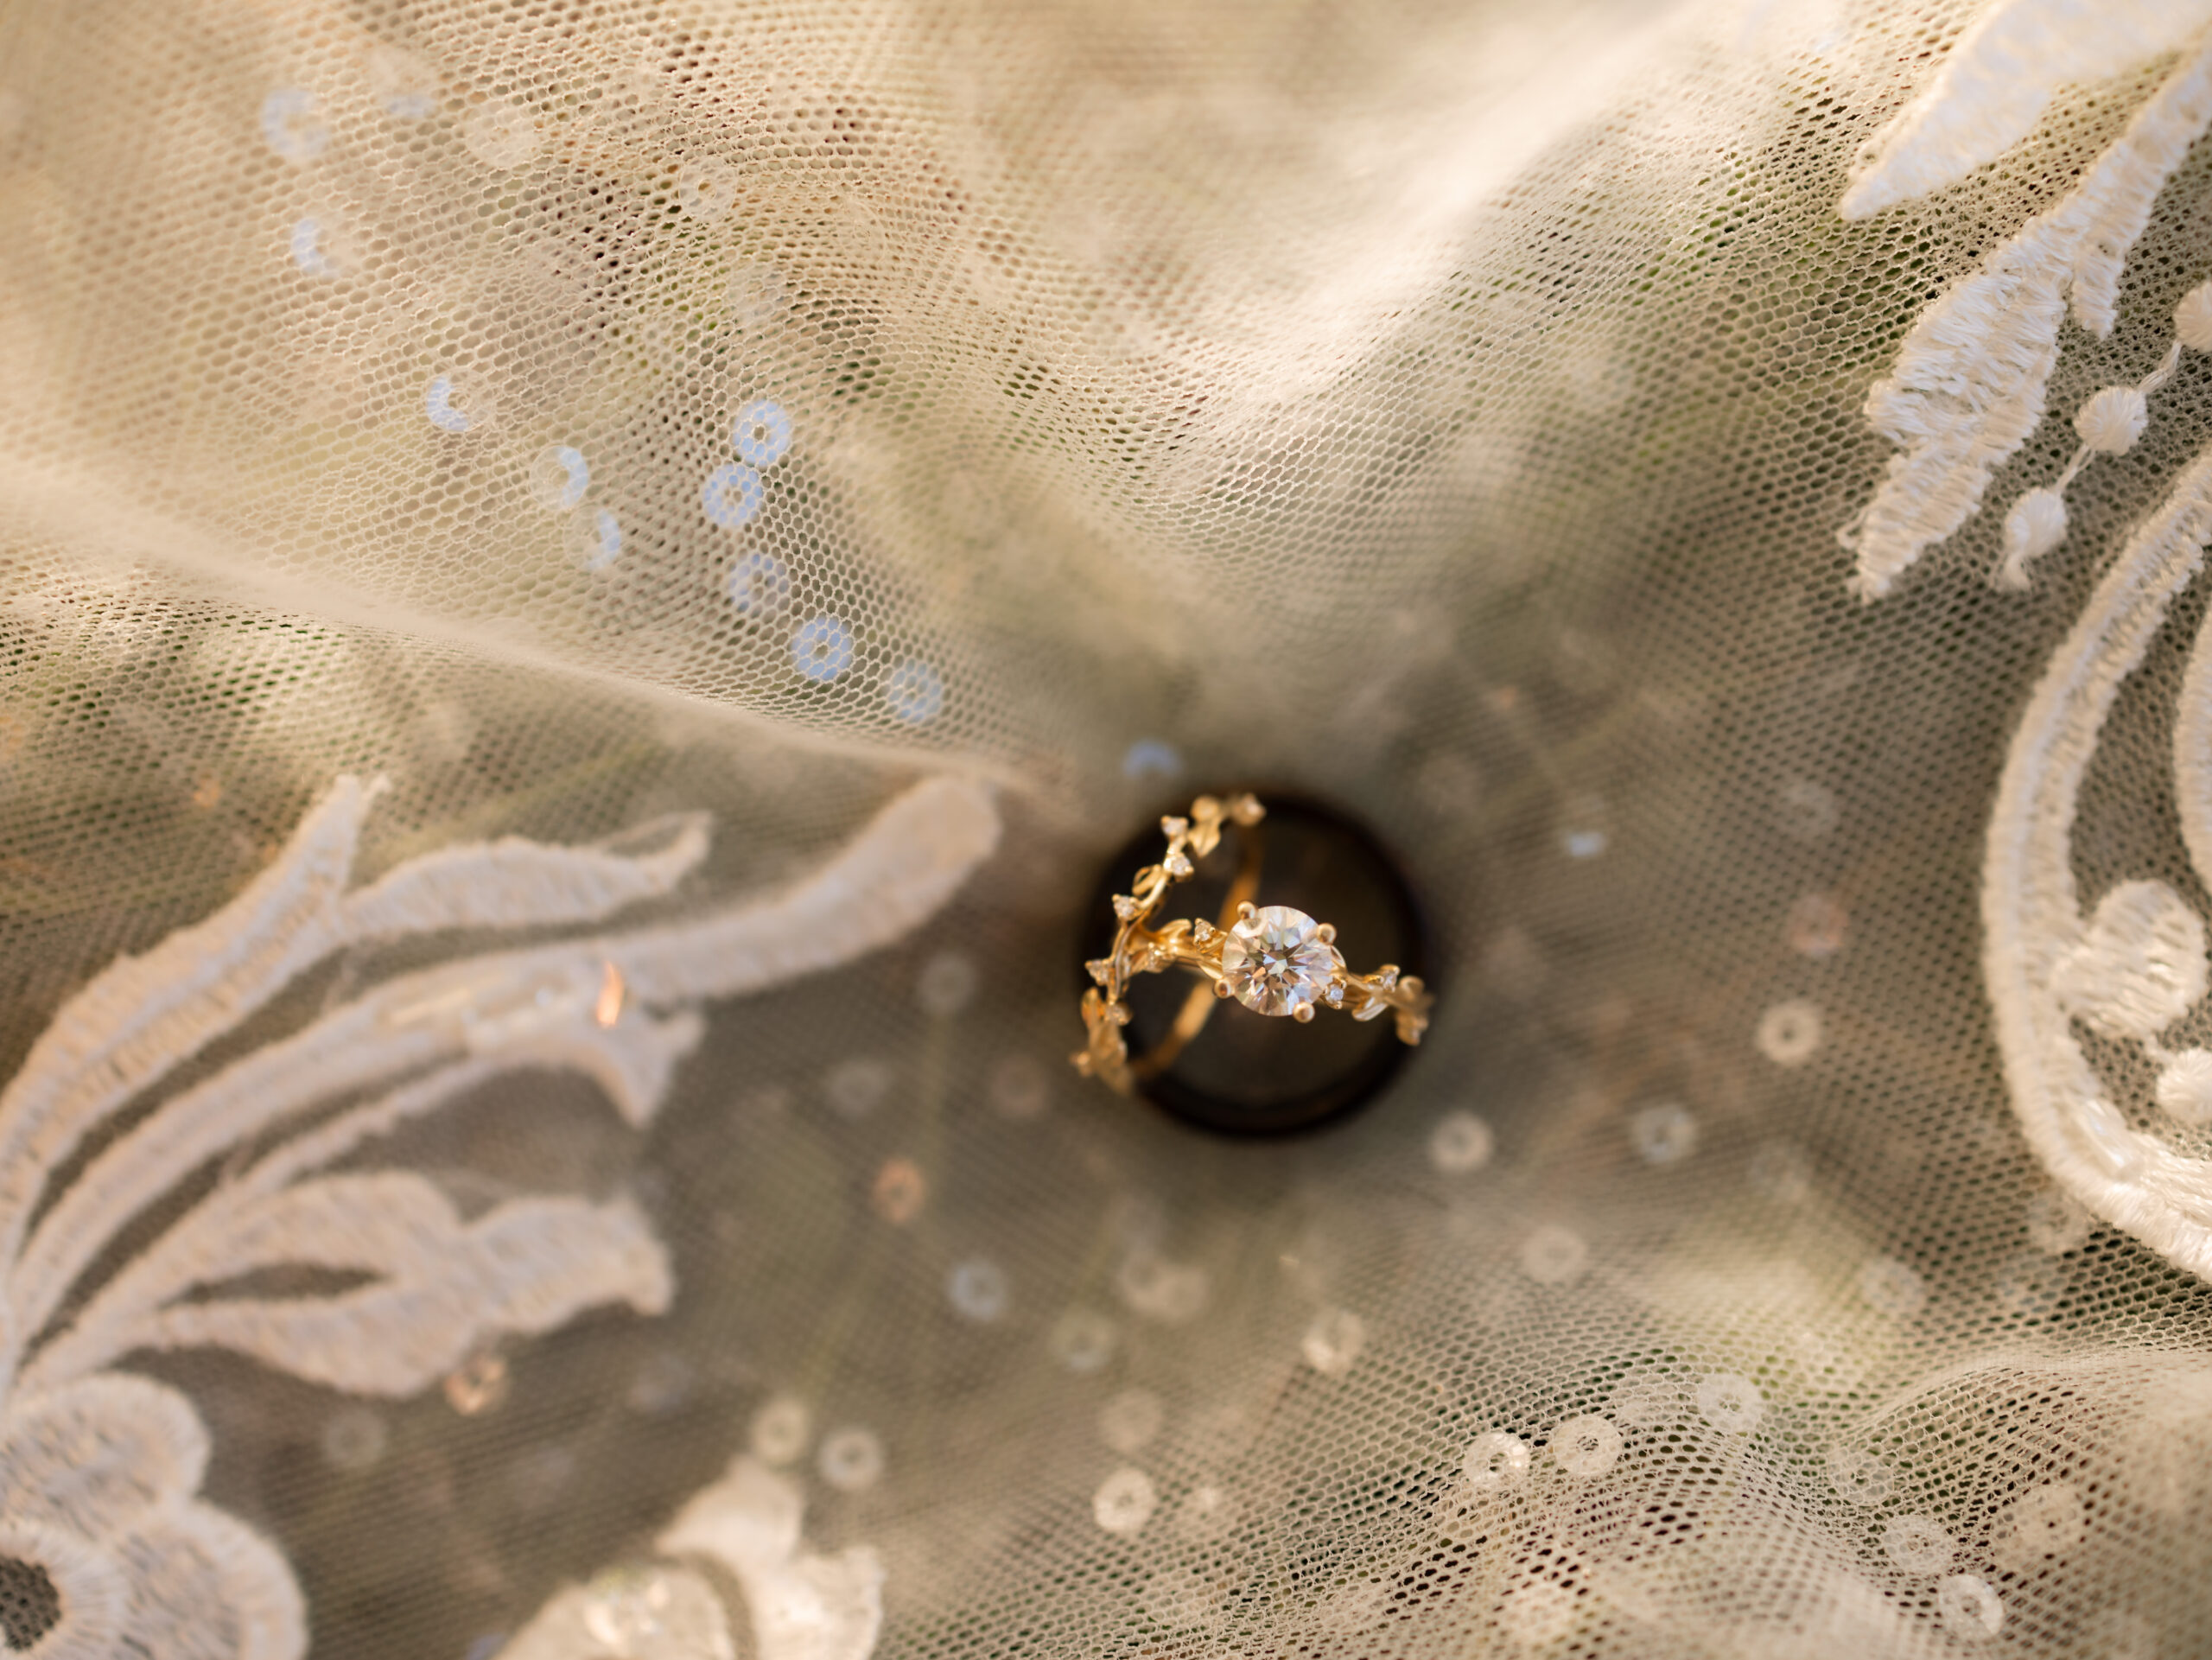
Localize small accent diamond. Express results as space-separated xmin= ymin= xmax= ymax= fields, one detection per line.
xmin=1163 ymin=850 xmax=1193 ymax=878
xmin=1086 ymin=958 xmax=1115 ymax=986
xmin=1112 ymin=894 xmax=1141 ymax=921
xmin=1192 ymin=919 xmax=1215 ymax=944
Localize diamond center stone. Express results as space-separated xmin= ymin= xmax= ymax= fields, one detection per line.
xmin=1219 ymin=905 xmax=1343 ymax=1016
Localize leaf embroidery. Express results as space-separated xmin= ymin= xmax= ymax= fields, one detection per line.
xmin=1840 ymin=13 xmax=2212 ymax=599
xmin=1841 ymin=0 xmax=2212 ymax=221
xmin=0 ymin=773 xmax=998 ymax=1658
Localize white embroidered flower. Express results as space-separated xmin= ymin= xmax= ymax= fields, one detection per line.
xmin=2074 ymin=385 xmax=2150 ymax=454
xmin=1996 ymin=487 xmax=2069 ymax=591
xmin=2050 ymin=881 xmax=2209 ymax=1040
xmin=2155 ymin=1048 xmax=2212 ymax=1126
xmin=0 ymin=1375 xmax=302 ymax=1660
xmin=2178 ymin=282 xmax=2212 ymax=352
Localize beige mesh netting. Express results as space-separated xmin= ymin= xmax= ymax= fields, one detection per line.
xmin=3 ymin=0 xmax=2212 ymax=1655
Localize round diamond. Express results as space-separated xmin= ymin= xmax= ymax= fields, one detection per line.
xmin=1219 ymin=906 xmax=1343 ymax=1016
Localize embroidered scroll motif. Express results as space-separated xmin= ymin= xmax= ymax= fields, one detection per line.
xmin=0 ymin=774 xmax=997 ymax=1657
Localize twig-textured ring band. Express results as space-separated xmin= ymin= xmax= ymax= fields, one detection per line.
xmin=1072 ymin=793 xmax=1433 ymax=1095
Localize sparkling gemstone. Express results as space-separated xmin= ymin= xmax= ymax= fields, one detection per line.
xmin=1219 ymin=906 xmax=1343 ymax=1017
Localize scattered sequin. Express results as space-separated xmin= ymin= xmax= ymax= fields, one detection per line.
xmin=727 ymin=550 xmax=791 ymax=618
xmin=443 ymin=1352 xmax=508 ymax=1415
xmin=749 ymin=1395 xmax=810 ymax=1466
xmin=529 ymin=444 xmax=590 ymax=511
xmin=1611 ymin=1376 xmax=1679 ymax=1428
xmin=871 ymin=1157 xmax=926 ymax=1225
xmin=289 ymin=217 xmax=337 ymax=277
xmin=577 ymin=508 xmax=622 ymax=570
xmin=1549 ymin=1414 xmax=1623 ymax=1477
xmin=1497 ymin=1575 xmax=1580 ymax=1647
xmin=1174 ymin=1483 xmax=1239 ymax=1541
xmin=1754 ymin=998 xmax=1823 ymax=1066
xmin=1630 ymin=1100 xmax=1698 ymax=1165
xmin=1785 ymin=892 xmax=1848 ymax=957
xmin=259 ymin=88 xmax=327 ymax=164
xmin=1561 ymin=827 xmax=1608 ymax=859
xmin=1746 ymin=1140 xmax=1812 ymax=1203
xmin=461 ymin=100 xmax=539 ymax=169
xmin=424 ymin=375 xmax=477 ymax=434
xmin=702 ymin=461 xmax=766 ymax=528
xmin=677 ymin=157 xmax=734 ymax=223
xmin=1996 ymin=1251 xmax=2070 ymax=1317
xmin=886 ymin=659 xmax=946 ymax=724
xmin=2082 ymin=1609 xmax=2157 ymax=1660
xmin=1463 ymin=1429 xmax=1531 ymax=1491
xmin=823 ymin=1057 xmax=891 ymax=1118
xmin=1777 ymin=777 xmax=1839 ymax=841
xmin=2025 ymin=1189 xmax=2094 ymax=1255
xmin=2002 ymin=1483 xmax=2086 ymax=1562
xmin=1092 ymin=1466 xmax=1157 ymax=1536
xmin=1141 ymin=1566 xmax=1230 ymax=1631
xmin=732 ymin=398 xmax=793 ymax=467
xmin=1100 ymin=1389 xmax=1164 ymax=1454
xmin=1427 ymin=1110 xmax=1494 ymax=1174
xmin=990 ymin=1053 xmax=1048 ymax=1120
xmin=947 ymin=1257 xmax=1010 ymax=1323
xmin=1116 ymin=1252 xmax=1209 ymax=1322
xmin=1791 ymin=1327 xmax=1866 ymax=1394
xmin=320 ymin=1406 xmax=388 ymax=1472
xmin=1936 ymin=1574 xmax=2003 ymax=1641
xmin=1695 ymin=1372 xmax=1764 ymax=1434
xmin=916 ymin=950 xmax=977 ymax=1016
xmin=1122 ymin=739 xmax=1182 ymax=781
xmin=1048 ymin=1308 xmax=1117 ymax=1372
xmin=728 ymin=263 xmax=788 ymax=327
xmin=1859 ymin=1255 xmax=1927 ymax=1316
xmin=1883 ymin=1514 xmax=1955 ymax=1574
xmin=1519 ymin=1224 xmax=1589 ymax=1285
xmin=791 ymin=615 xmax=855 ymax=683
xmin=1300 ymin=1307 xmax=1366 ymax=1377
xmin=366 ymin=46 xmax=438 ymax=119
xmin=581 ymin=1568 xmax=675 ymax=1651
xmin=818 ymin=1426 xmax=885 ymax=1492
xmin=1825 ymin=1445 xmax=1890 ymax=1505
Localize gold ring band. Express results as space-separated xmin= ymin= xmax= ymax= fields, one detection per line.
xmin=1073 ymin=793 xmax=1432 ymax=1094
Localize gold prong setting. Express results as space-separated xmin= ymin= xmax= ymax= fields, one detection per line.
xmin=1073 ymin=793 xmax=1433 ymax=1093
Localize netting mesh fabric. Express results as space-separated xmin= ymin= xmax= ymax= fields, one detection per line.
xmin=5 ymin=0 xmax=2212 ymax=1656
